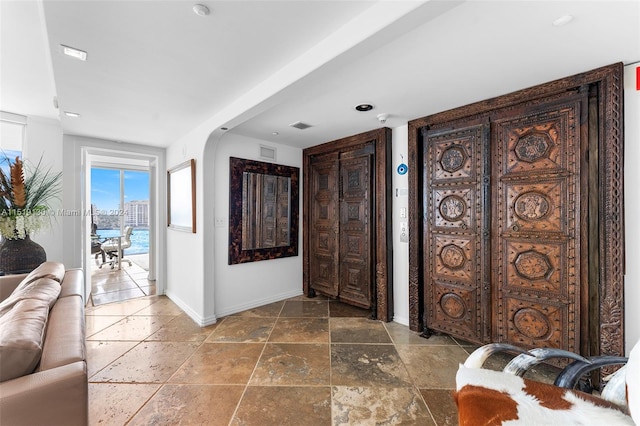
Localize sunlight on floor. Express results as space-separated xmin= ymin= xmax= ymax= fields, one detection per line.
xmin=89 ymin=252 xmax=155 ymax=306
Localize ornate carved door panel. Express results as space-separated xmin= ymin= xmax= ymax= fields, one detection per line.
xmin=338 ymin=154 xmax=373 ymax=308
xmin=409 ymin=63 xmax=624 ymax=360
xmin=309 ymin=153 xmax=340 ymax=298
xmin=304 ymin=128 xmax=392 ymax=319
xmin=493 ymin=93 xmax=587 ymax=352
xmin=423 ymin=123 xmax=491 ymax=343
xmin=308 ymin=149 xmax=374 ymax=308
xmin=422 ymin=90 xmax=588 ymax=352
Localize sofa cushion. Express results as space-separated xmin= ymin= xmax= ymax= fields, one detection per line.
xmin=16 ymin=261 xmax=65 ymax=289
xmin=0 ymin=277 xmax=61 ymax=318
xmin=38 ymin=295 xmax=85 ymax=371
xmin=0 ymin=298 xmax=50 ymax=382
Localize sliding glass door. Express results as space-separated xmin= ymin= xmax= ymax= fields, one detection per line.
xmin=90 ymin=166 xmax=151 ymax=305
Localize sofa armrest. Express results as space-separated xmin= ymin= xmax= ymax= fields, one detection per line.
xmin=0 ymin=273 xmax=27 ymax=302
xmin=59 ymin=268 xmax=85 ymax=299
xmin=0 ymin=361 xmax=88 ymax=426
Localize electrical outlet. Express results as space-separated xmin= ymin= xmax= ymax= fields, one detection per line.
xmin=215 ymin=217 xmax=225 ymax=227
xmin=400 ymin=222 xmax=408 ymax=243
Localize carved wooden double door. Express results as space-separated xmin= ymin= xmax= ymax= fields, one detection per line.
xmin=309 ymin=144 xmax=374 ymax=309
xmin=423 ymin=90 xmax=587 ymax=352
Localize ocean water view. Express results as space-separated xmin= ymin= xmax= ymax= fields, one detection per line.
xmin=96 ymin=228 xmax=149 ymax=255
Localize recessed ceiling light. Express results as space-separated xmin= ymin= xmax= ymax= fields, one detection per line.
xmin=552 ymin=15 xmax=574 ymax=26
xmin=355 ymin=103 xmax=374 ymax=112
xmin=64 ymin=111 xmax=80 ymax=118
xmin=193 ymin=4 xmax=210 ymax=16
xmin=60 ymin=44 xmax=87 ymax=61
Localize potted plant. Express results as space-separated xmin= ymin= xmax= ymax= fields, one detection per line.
xmin=0 ymin=155 xmax=62 ymax=273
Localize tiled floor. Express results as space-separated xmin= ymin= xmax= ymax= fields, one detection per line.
xmin=90 ymin=253 xmax=155 ymax=306
xmin=85 ymin=295 xmax=473 ymax=425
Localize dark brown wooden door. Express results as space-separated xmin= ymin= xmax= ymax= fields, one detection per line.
xmin=492 ymin=93 xmax=587 ymax=353
xmin=423 ymin=123 xmax=491 ymax=343
xmin=338 ymin=154 xmax=373 ymax=308
xmin=309 ymin=153 xmax=339 ymax=298
xmin=309 ymin=149 xmax=374 ymax=309
xmin=423 ymin=91 xmax=587 ymax=352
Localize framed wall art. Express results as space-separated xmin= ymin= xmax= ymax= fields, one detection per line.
xmin=167 ymin=159 xmax=196 ymax=233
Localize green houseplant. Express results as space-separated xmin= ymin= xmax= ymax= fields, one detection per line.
xmin=0 ymin=155 xmax=62 ymax=272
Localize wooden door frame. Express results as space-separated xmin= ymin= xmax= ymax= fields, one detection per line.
xmin=303 ymin=128 xmax=393 ymax=321
xmin=407 ymin=63 xmax=625 ymax=358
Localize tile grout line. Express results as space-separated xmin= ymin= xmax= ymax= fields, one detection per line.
xmin=226 ymin=300 xmax=288 ymax=425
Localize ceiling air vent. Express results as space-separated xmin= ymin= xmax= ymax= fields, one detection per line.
xmin=260 ymin=145 xmax=276 ymax=160
xmin=289 ymin=121 xmax=312 ymax=130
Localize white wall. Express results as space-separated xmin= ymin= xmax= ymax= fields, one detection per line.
xmin=624 ymin=63 xmax=640 ymax=354
xmin=165 ymin=127 xmax=208 ymax=324
xmin=21 ymin=116 xmax=64 ymax=262
xmin=391 ymin=125 xmax=410 ymax=325
xmin=213 ymin=133 xmax=303 ymax=316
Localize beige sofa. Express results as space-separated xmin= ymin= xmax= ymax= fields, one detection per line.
xmin=0 ymin=262 xmax=87 ymax=426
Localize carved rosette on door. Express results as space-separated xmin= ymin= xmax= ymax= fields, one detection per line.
xmin=423 ymin=91 xmax=586 ymax=353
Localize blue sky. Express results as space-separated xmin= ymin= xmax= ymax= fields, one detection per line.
xmin=91 ymin=168 xmax=149 ymax=211
xmin=0 ymin=150 xmax=22 ymax=177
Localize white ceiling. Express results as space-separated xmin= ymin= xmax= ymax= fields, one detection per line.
xmin=1 ymin=1 xmax=639 ymax=150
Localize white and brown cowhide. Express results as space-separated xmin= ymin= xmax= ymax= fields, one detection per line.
xmin=627 ymin=339 xmax=639 ymax=422
xmin=454 ymin=365 xmax=634 ymax=425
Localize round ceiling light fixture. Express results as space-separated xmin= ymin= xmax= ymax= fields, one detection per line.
xmin=552 ymin=15 xmax=573 ymax=26
xmin=355 ymin=103 xmax=374 ymax=112
xmin=193 ymin=4 xmax=210 ymax=16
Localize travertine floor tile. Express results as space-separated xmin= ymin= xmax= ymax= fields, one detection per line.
xmin=332 ymin=386 xmax=435 ymax=425
xmin=146 ymin=314 xmax=218 ymax=342
xmin=86 ymin=297 xmax=156 ymax=316
xmin=330 ymin=317 xmax=392 ymax=344
xmin=85 ymin=315 xmax=126 ymax=338
xmin=250 ymin=343 xmax=330 ymax=386
xmin=331 ymin=344 xmax=413 ymax=387
xmin=328 ymin=301 xmax=370 ymax=318
xmin=206 ymin=316 xmax=276 ymax=342
xmin=132 ymin=297 xmax=186 ymax=316
xmin=421 ymin=388 xmax=459 ymax=426
xmin=231 ymin=386 xmax=332 ymax=426
xmin=269 ymin=317 xmax=329 ymax=343
xmin=85 ymin=340 xmax=138 ymax=378
xmin=280 ymin=300 xmax=329 ymax=318
xmin=396 ymin=344 xmax=470 ymax=389
xmin=89 ymin=383 xmax=160 ymax=426
xmin=87 ymin=315 xmax=174 ymax=341
xmin=91 ymin=288 xmax=146 ymax=306
xmin=169 ymin=342 xmax=264 ymax=385
xmin=85 ymin=296 xmax=464 ymax=425
xmin=231 ymin=300 xmax=284 ymax=317
xmin=384 ymin=321 xmax=458 ymax=346
xmin=127 ymin=384 xmax=244 ymax=426
xmin=91 ymin=341 xmax=199 ymax=383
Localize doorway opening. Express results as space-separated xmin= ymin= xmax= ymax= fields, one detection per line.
xmin=89 ymin=165 xmax=153 ymax=306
